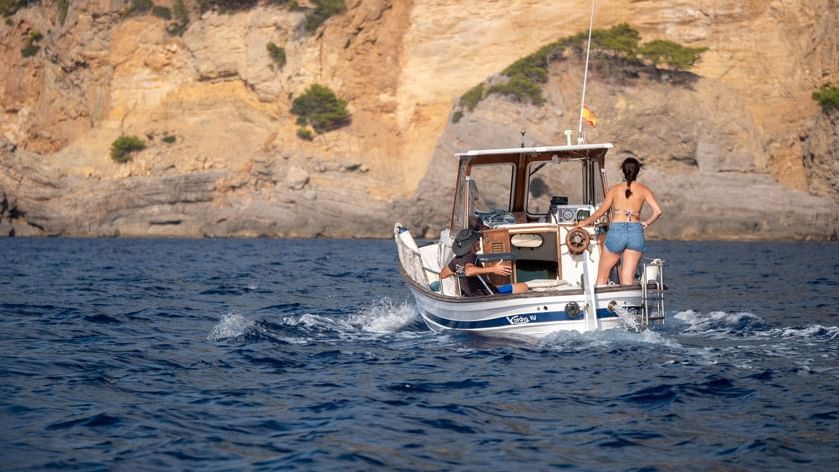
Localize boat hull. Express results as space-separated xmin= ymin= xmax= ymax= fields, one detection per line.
xmin=407 ymin=282 xmax=642 ymax=338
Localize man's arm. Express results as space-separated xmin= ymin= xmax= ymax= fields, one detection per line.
xmin=464 ymin=262 xmax=512 ymax=277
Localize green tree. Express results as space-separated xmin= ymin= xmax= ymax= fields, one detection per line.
xmin=1 ymin=0 xmax=36 ymax=17
xmin=266 ymin=42 xmax=286 ymax=67
xmin=167 ymin=0 xmax=189 ymax=35
xmin=639 ymin=40 xmax=708 ymax=70
xmin=129 ymin=0 xmax=153 ymax=14
xmin=197 ymin=0 xmax=257 ymax=12
xmin=111 ymin=135 xmax=146 ymax=163
xmin=296 ymin=128 xmax=313 ymax=141
xmin=487 ymin=76 xmax=546 ymax=106
xmin=153 ymin=6 xmax=172 ymax=20
xmin=20 ymin=31 xmax=42 ymax=58
xmin=304 ymin=0 xmax=345 ymax=32
xmin=290 ymin=84 xmax=350 ymax=132
xmin=812 ymin=84 xmax=839 ymax=110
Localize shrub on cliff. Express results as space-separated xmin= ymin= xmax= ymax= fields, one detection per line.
xmin=266 ymin=42 xmax=286 ymax=67
xmin=197 ymin=0 xmax=257 ymax=12
xmin=111 ymin=136 xmax=146 ymax=163
xmin=1 ymin=0 xmax=35 ymax=17
xmin=153 ymin=6 xmax=172 ymax=20
xmin=20 ymin=31 xmax=42 ymax=58
xmin=812 ymin=85 xmax=839 ymax=111
xmin=56 ymin=0 xmax=69 ymax=24
xmin=304 ymin=0 xmax=345 ymax=32
xmin=639 ymin=40 xmax=708 ymax=70
xmin=459 ymin=83 xmax=485 ymax=112
xmin=165 ymin=0 xmax=189 ymax=35
xmin=128 ymin=0 xmax=153 ymax=15
xmin=296 ymin=128 xmax=313 ymax=141
xmin=471 ymin=23 xmax=707 ymax=109
xmin=487 ymin=76 xmax=547 ymax=106
xmin=290 ymin=84 xmax=350 ymax=133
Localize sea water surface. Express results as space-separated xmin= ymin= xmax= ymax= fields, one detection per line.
xmin=0 ymin=239 xmax=837 ymax=470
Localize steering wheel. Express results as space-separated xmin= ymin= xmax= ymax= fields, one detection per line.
xmin=566 ymin=227 xmax=591 ymax=255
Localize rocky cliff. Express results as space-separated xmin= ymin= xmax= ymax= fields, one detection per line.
xmin=1 ymin=0 xmax=837 ymax=239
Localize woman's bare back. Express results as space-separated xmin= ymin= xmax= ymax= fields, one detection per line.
xmin=609 ymin=182 xmax=650 ymax=222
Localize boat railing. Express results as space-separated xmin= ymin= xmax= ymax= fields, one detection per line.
xmin=394 ymin=224 xmax=431 ymax=288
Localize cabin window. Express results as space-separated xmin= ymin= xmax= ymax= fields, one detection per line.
xmin=467 ymin=163 xmax=514 ymax=213
xmin=526 ymin=159 xmax=585 ymax=215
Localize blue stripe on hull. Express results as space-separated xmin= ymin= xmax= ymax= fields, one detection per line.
xmin=423 ymin=308 xmax=623 ymax=330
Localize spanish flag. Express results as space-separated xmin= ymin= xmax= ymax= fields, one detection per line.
xmin=582 ymin=105 xmax=599 ymax=128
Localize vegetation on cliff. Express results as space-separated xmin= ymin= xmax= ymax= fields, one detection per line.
xmin=197 ymin=0 xmax=258 ymax=11
xmin=290 ymin=84 xmax=350 ymax=134
xmin=813 ymin=85 xmax=839 ymax=111
xmin=111 ymin=136 xmax=146 ymax=163
xmin=20 ymin=31 xmax=42 ymax=58
xmin=168 ymin=0 xmax=189 ymax=35
xmin=0 ymin=0 xmax=31 ymax=17
xmin=304 ymin=0 xmax=345 ymax=32
xmin=456 ymin=23 xmax=708 ymax=111
xmin=266 ymin=42 xmax=286 ymax=67
xmin=128 ymin=0 xmax=153 ymax=15
xmin=152 ymin=5 xmax=172 ymax=20
xmin=192 ymin=0 xmax=344 ymax=33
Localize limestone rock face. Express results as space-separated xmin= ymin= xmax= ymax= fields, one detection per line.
xmin=803 ymin=111 xmax=839 ymax=198
xmin=0 ymin=0 xmax=836 ymax=239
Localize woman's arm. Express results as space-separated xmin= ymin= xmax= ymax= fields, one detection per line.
xmin=642 ymin=189 xmax=663 ymax=229
xmin=577 ymin=187 xmax=613 ymax=227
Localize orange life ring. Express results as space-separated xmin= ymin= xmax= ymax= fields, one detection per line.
xmin=566 ymin=227 xmax=591 ymax=255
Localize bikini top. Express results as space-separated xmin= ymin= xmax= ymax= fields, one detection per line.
xmin=614 ymin=208 xmax=640 ymax=219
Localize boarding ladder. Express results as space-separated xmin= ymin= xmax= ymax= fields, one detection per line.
xmin=640 ymin=258 xmax=666 ymax=329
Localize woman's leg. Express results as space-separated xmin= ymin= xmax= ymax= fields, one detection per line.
xmin=620 ymin=249 xmax=643 ymax=285
xmin=597 ymin=246 xmax=621 ymax=285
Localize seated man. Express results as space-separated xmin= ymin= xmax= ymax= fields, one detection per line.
xmin=439 ymin=229 xmax=529 ymax=297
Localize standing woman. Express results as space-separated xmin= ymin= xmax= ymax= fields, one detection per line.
xmin=577 ymin=158 xmax=662 ymax=286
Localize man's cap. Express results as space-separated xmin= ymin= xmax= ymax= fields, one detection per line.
xmin=453 ymin=229 xmax=480 ymax=256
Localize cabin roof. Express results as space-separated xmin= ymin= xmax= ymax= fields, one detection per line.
xmin=455 ymin=143 xmax=613 ymax=162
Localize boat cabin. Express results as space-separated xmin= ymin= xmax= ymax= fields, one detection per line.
xmin=448 ymin=144 xmax=613 ymax=290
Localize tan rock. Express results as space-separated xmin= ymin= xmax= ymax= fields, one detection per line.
xmin=286 ymin=166 xmax=310 ymax=190
xmin=0 ymin=0 xmax=835 ymax=239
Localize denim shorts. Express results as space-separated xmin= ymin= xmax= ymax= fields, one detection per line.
xmin=604 ymin=222 xmax=646 ymax=253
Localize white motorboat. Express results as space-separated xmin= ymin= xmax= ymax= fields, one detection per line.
xmin=395 ymin=142 xmax=666 ymax=337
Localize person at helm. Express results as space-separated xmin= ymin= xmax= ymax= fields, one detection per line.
xmin=439 ymin=229 xmax=529 ymax=297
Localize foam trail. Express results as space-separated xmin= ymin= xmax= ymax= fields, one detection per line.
xmin=350 ymin=298 xmax=418 ymax=333
xmin=207 ymin=312 xmax=255 ymax=341
xmin=277 ymin=298 xmax=420 ymax=336
xmin=672 ymin=309 xmax=764 ymax=337
xmin=537 ymin=323 xmax=682 ymax=350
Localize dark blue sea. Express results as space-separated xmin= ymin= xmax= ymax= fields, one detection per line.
xmin=1 ymin=239 xmax=837 ymax=470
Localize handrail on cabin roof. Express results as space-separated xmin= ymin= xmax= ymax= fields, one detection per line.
xmin=455 ymin=143 xmax=613 ymax=159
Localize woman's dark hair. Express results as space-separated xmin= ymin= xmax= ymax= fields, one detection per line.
xmin=621 ymin=158 xmax=642 ymax=198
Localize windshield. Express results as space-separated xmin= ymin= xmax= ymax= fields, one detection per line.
xmin=468 ymin=163 xmax=514 ymax=213
xmin=526 ymin=158 xmax=604 ymax=214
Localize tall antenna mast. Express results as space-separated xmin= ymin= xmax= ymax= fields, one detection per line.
xmin=576 ymin=0 xmax=597 ymax=143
